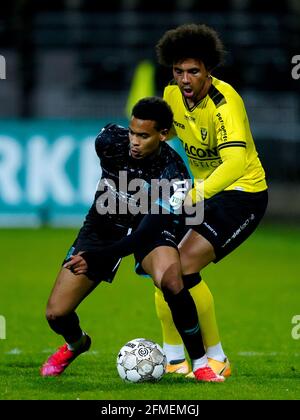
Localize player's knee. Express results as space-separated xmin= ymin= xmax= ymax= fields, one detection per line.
xmin=179 ymin=238 xmax=215 ymax=272
xmin=46 ymin=312 xmax=58 ymax=326
xmin=149 ymin=265 xmax=175 ymax=289
xmin=179 ymin=248 xmax=211 ymax=273
xmin=45 ymin=307 xmax=69 ymax=323
xmin=179 ymin=247 xmax=197 ymax=271
xmin=150 ymin=269 xmax=164 ymax=286
xmin=46 ymin=311 xmax=64 ymax=335
xmin=46 ymin=310 xmax=80 ymax=336
xmin=160 ymin=273 xmax=183 ymax=296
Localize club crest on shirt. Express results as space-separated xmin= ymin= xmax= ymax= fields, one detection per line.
xmin=200 ymin=127 xmax=208 ymax=142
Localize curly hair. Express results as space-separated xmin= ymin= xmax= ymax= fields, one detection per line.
xmin=131 ymin=97 xmax=174 ymax=131
xmin=156 ymin=23 xmax=225 ymax=71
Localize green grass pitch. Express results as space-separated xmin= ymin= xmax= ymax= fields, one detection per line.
xmin=0 ymin=223 xmax=299 ymax=400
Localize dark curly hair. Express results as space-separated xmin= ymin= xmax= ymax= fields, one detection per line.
xmin=131 ymin=97 xmax=173 ymax=131
xmin=156 ymin=23 xmax=225 ymax=71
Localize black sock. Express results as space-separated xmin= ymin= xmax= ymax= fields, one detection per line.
xmin=163 ymin=287 xmax=205 ymax=360
xmin=47 ymin=312 xmax=83 ymax=344
xmin=182 ymin=273 xmax=202 ymax=289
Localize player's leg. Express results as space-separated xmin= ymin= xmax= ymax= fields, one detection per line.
xmin=179 ymin=230 xmax=224 ymax=362
xmin=179 ymin=231 xmax=230 ymax=377
xmin=41 ymin=225 xmax=124 ymax=377
xmin=155 ymin=279 xmax=223 ymax=364
xmin=155 ymin=232 xmax=228 ymax=376
xmin=41 ymin=267 xmax=96 ymax=377
xmin=41 ymin=215 xmax=128 ymax=377
xmin=46 ymin=267 xmax=97 ymax=341
xmin=154 ymin=287 xmax=188 ymax=372
xmin=142 ymin=246 xmax=224 ymax=382
xmin=173 ymin=190 xmax=268 ymax=377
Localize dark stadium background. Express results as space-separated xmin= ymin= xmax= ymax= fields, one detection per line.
xmin=0 ymin=0 xmax=299 ymax=224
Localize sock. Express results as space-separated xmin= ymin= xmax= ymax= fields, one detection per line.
xmin=163 ymin=343 xmax=185 ymax=364
xmin=155 ymin=280 xmax=224 ymax=361
xmin=206 ymin=343 xmax=226 ymax=362
xmin=191 ymin=281 xmax=226 ymax=362
xmin=67 ymin=332 xmax=87 ymax=351
xmin=190 ymin=280 xmax=220 ymax=349
xmin=162 ymin=287 xmax=205 ymax=360
xmin=155 ymin=287 xmax=183 ymax=345
xmin=47 ymin=311 xmax=83 ymax=344
xmin=192 ymin=354 xmax=208 ymax=371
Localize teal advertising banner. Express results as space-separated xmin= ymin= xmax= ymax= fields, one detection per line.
xmin=0 ymin=119 xmax=188 ymax=227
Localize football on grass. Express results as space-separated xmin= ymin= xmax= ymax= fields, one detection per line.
xmin=117 ymin=338 xmax=167 ymax=383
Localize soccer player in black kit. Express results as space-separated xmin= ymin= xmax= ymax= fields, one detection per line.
xmin=40 ymin=97 xmax=224 ymax=382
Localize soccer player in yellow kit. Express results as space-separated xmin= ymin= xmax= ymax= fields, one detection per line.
xmin=155 ymin=23 xmax=268 ymax=377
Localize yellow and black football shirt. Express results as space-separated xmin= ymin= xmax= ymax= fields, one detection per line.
xmin=163 ymin=76 xmax=267 ymax=200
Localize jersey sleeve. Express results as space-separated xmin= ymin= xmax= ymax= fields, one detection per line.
xmin=95 ymin=123 xmax=114 ymax=159
xmin=203 ymin=146 xmax=246 ymax=199
xmin=213 ymin=93 xmax=247 ymax=148
xmin=95 ymin=123 xmax=128 ymax=160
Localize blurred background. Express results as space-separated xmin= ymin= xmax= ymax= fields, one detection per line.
xmin=0 ymin=0 xmax=299 ymax=227
xmin=1 ymin=2 xmax=300 ymax=401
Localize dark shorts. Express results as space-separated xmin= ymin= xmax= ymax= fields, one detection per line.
xmin=63 ymin=220 xmax=128 ymax=283
xmin=123 ymin=189 xmax=268 ymax=276
xmin=63 ymin=218 xmax=179 ymax=283
xmin=134 ymin=228 xmax=178 ymax=276
xmin=190 ymin=189 xmax=268 ymax=262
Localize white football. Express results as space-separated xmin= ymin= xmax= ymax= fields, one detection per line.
xmin=116 ymin=338 xmax=167 ymax=383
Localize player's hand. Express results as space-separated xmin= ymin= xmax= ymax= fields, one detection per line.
xmin=63 ymin=254 xmax=88 ymax=275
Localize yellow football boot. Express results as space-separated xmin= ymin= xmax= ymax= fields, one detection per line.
xmin=165 ymin=359 xmax=190 ymax=374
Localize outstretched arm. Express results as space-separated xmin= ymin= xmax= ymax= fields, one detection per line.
xmin=64 ymin=213 xmax=179 ymax=275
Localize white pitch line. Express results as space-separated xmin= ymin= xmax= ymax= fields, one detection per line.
xmin=81 ymin=350 xmax=99 ymax=356
xmin=5 ymin=348 xmax=22 ymax=355
xmin=5 ymin=348 xmax=99 ymax=355
xmin=41 ymin=349 xmax=99 ymax=356
xmin=238 ymin=351 xmax=299 ymax=357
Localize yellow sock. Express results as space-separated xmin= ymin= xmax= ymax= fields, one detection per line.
xmin=154 ymin=281 xmax=220 ymax=349
xmin=155 ymin=287 xmax=182 ymax=345
xmin=190 ymin=280 xmax=220 ymax=348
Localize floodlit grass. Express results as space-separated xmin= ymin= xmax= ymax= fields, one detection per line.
xmin=0 ymin=224 xmax=300 ymax=400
